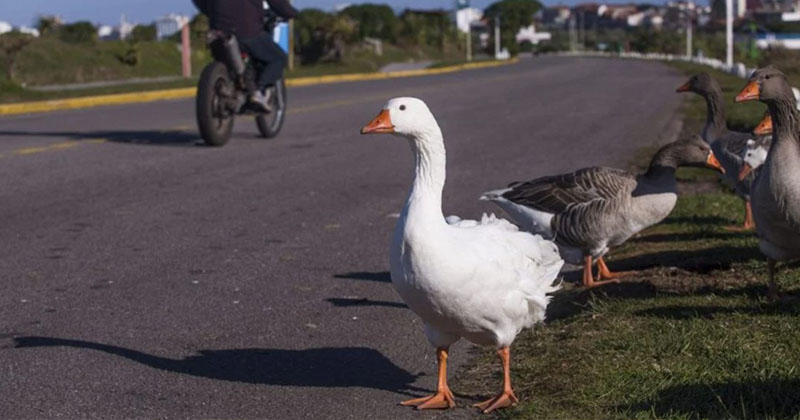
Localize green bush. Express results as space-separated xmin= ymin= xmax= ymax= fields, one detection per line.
xmin=339 ymin=4 xmax=398 ymax=41
xmin=130 ymin=25 xmax=157 ymax=43
xmin=58 ymin=21 xmax=97 ymax=44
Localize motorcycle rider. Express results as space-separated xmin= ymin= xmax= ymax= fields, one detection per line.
xmin=193 ymin=0 xmax=298 ymax=111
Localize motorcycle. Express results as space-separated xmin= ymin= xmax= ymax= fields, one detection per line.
xmin=196 ymin=12 xmax=287 ymax=146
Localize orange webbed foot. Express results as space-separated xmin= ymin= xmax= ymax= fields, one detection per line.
xmin=473 ymin=389 xmax=519 ymax=414
xmin=401 ymin=388 xmax=455 ymax=410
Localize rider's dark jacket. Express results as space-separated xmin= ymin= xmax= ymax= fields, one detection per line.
xmin=194 ymin=0 xmax=298 ymax=39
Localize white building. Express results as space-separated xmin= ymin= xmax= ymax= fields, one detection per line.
xmin=97 ymin=25 xmax=114 ymax=39
xmin=515 ymin=24 xmax=551 ymax=44
xmin=119 ymin=15 xmax=135 ymax=40
xmin=155 ymin=14 xmax=189 ymax=40
xmin=453 ymin=7 xmax=483 ymax=33
xmin=0 ymin=21 xmax=12 ymax=34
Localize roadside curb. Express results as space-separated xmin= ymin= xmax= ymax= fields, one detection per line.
xmin=0 ymin=58 xmax=518 ymax=116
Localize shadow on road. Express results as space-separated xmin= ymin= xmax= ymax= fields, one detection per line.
xmin=0 ymin=130 xmax=201 ymax=147
xmin=327 ymin=297 xmax=407 ymax=309
xmin=333 ymin=271 xmax=391 ymax=283
xmin=13 ymin=336 xmax=424 ymax=395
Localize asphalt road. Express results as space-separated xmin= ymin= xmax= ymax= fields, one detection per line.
xmin=0 ymin=56 xmax=684 ymax=419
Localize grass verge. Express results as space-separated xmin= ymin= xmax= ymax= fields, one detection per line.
xmin=451 ymin=60 xmax=800 ymax=420
xmin=0 ymin=41 xmax=464 ymax=104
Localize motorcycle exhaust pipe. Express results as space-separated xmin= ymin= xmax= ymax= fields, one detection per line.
xmin=222 ymin=35 xmax=246 ymax=77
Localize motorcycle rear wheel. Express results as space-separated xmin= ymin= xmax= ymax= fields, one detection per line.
xmin=197 ymin=62 xmax=235 ymax=147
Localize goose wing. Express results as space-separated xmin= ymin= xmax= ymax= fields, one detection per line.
xmin=501 ymin=167 xmax=636 ymax=214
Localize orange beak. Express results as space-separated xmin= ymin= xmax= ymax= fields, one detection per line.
xmin=753 ymin=114 xmax=773 ymax=136
xmin=735 ymin=81 xmax=760 ymax=103
xmin=676 ymin=81 xmax=691 ymax=92
xmin=738 ymin=163 xmax=753 ymax=181
xmin=360 ymin=109 xmax=394 ymax=134
xmin=706 ymin=151 xmax=725 ymax=173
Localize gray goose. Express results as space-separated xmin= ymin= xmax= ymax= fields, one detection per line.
xmin=481 ymin=136 xmax=723 ymax=288
xmin=735 ymin=66 xmax=800 ymax=298
xmin=677 ymin=73 xmax=758 ymax=230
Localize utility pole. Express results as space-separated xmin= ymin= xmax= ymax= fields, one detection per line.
xmin=466 ymin=24 xmax=472 ymax=61
xmin=686 ymin=2 xmax=693 ymax=58
xmin=494 ymin=15 xmax=501 ymax=58
xmin=569 ymin=15 xmax=577 ymax=52
xmin=181 ymin=21 xmax=191 ymax=78
xmin=726 ymin=0 xmax=733 ymax=67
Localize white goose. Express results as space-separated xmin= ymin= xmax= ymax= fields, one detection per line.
xmin=738 ymin=113 xmax=772 ymax=181
xmin=360 ymin=98 xmax=563 ymax=414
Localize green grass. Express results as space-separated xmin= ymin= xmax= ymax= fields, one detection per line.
xmin=0 ymin=38 xmax=464 ymax=104
xmin=450 ymin=57 xmax=800 ymax=420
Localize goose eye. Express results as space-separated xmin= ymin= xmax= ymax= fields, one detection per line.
xmin=399 ymin=105 xmax=406 ymax=111
xmin=765 ymin=75 xmax=772 ymax=80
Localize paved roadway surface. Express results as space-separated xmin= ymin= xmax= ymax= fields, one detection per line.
xmin=0 ymin=56 xmax=685 ymax=419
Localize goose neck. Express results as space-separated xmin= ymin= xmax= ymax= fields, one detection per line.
xmin=645 ymin=144 xmax=680 ymax=178
xmin=767 ymin=94 xmax=800 ymax=149
xmin=701 ymin=88 xmax=727 ymax=142
xmin=403 ymin=129 xmax=447 ymax=225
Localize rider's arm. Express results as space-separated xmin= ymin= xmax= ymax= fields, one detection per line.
xmin=264 ymin=0 xmax=299 ymax=19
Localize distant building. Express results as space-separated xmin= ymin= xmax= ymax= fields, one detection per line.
xmin=0 ymin=21 xmax=11 ymax=34
xmin=97 ymin=25 xmax=114 ymax=39
xmin=539 ymin=5 xmax=572 ymax=26
xmin=155 ymin=14 xmax=189 ymax=40
xmin=453 ymin=7 xmax=483 ymax=33
xmin=515 ymin=24 xmax=551 ymax=44
xmin=119 ymin=15 xmax=135 ymax=40
xmin=755 ymin=32 xmax=800 ymax=48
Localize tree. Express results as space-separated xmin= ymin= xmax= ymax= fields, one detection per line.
xmin=339 ymin=4 xmax=398 ymax=41
xmin=130 ymin=24 xmax=157 ymax=43
xmin=294 ymin=9 xmax=354 ymax=64
xmin=59 ymin=21 xmax=97 ymax=44
xmin=484 ymin=0 xmax=543 ymax=55
xmin=398 ymin=10 xmax=457 ymax=52
xmin=0 ymin=32 xmax=34 ymax=81
xmin=35 ymin=15 xmax=61 ymax=37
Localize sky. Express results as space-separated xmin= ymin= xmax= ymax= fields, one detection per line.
xmin=1 ymin=0 xmax=666 ymax=27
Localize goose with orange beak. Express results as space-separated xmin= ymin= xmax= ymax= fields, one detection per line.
xmin=361 ymin=97 xmax=563 ymax=413
xmin=736 ymin=112 xmax=773 ymax=183
xmin=677 ymin=72 xmax=762 ymax=231
xmin=734 ymin=66 xmax=800 ymax=299
xmin=481 ymin=135 xmax=724 ymax=289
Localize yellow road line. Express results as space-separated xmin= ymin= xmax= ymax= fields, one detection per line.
xmin=14 ymin=146 xmax=50 ymax=155
xmin=0 ymin=59 xmax=518 ymax=117
xmin=9 ymin=138 xmax=106 ymax=157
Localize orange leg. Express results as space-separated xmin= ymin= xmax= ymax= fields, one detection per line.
xmin=582 ymin=255 xmax=619 ymax=288
xmin=474 ymin=347 xmax=519 ymax=414
xmin=401 ymin=348 xmax=455 ymax=410
xmin=744 ymin=201 xmax=755 ymax=230
xmin=596 ymin=256 xmax=637 ymax=280
xmin=725 ymin=200 xmax=755 ymax=231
